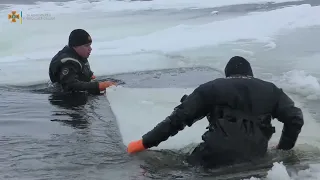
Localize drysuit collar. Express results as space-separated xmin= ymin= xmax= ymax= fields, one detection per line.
xmin=63 ymin=45 xmax=88 ymax=63
xmin=224 ymin=56 xmax=253 ymax=77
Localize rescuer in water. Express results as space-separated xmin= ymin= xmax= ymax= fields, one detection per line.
xmin=49 ymin=29 xmax=116 ymax=95
xmin=126 ymin=56 xmax=304 ymax=168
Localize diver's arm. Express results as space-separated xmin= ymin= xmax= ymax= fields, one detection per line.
xmin=59 ymin=63 xmax=100 ymax=94
xmin=141 ymin=84 xmax=213 ymax=149
xmin=273 ymin=88 xmax=304 ymax=150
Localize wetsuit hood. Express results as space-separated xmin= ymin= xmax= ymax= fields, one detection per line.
xmin=224 ymin=56 xmax=253 ymax=77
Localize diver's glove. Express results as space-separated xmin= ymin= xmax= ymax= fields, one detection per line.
xmin=180 ymin=94 xmax=188 ymax=103
xmin=276 ymin=134 xmax=296 ymax=150
xmin=127 ymin=139 xmax=146 ymax=154
xmin=98 ymin=81 xmax=117 ymax=91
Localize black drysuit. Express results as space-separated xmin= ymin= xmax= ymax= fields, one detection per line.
xmin=140 ymin=56 xmax=304 ymax=168
xmin=49 ymin=46 xmax=100 ymax=95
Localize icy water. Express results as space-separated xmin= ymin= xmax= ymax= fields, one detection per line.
xmin=1 ymin=0 xmax=320 ymax=179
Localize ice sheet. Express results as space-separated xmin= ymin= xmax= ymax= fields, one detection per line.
xmin=105 ymin=87 xmax=207 ymax=150
xmin=105 ymin=86 xmax=320 ymax=151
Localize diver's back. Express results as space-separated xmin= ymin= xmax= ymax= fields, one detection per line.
xmin=213 ymin=76 xmax=280 ymax=116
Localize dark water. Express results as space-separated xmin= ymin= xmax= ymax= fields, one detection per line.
xmin=2 ymin=67 xmax=320 ymax=180
xmin=0 ymin=87 xmax=133 ymax=179
xmin=0 ymin=67 xmax=212 ymax=180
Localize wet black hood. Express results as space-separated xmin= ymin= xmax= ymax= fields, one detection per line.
xmin=224 ymin=56 xmax=253 ymax=77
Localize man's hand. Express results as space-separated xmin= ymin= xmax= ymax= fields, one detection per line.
xmin=127 ymin=139 xmax=146 ymax=154
xmin=91 ymin=75 xmax=96 ymax=79
xmin=99 ymin=81 xmax=117 ymax=91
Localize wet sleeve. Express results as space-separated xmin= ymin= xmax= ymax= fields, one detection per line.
xmin=272 ymin=88 xmax=304 ymax=150
xmin=59 ymin=63 xmax=100 ymax=95
xmin=141 ymin=84 xmax=213 ymax=149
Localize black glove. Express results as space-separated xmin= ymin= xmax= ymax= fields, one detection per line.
xmin=180 ymin=94 xmax=188 ymax=103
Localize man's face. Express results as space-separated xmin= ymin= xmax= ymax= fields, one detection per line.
xmin=73 ymin=43 xmax=92 ymax=59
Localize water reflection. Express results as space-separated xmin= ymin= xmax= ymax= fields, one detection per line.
xmin=48 ymin=92 xmax=92 ymax=129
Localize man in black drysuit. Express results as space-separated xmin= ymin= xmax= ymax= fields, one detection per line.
xmin=49 ymin=29 xmax=116 ymax=95
xmin=126 ymin=56 xmax=304 ymax=168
